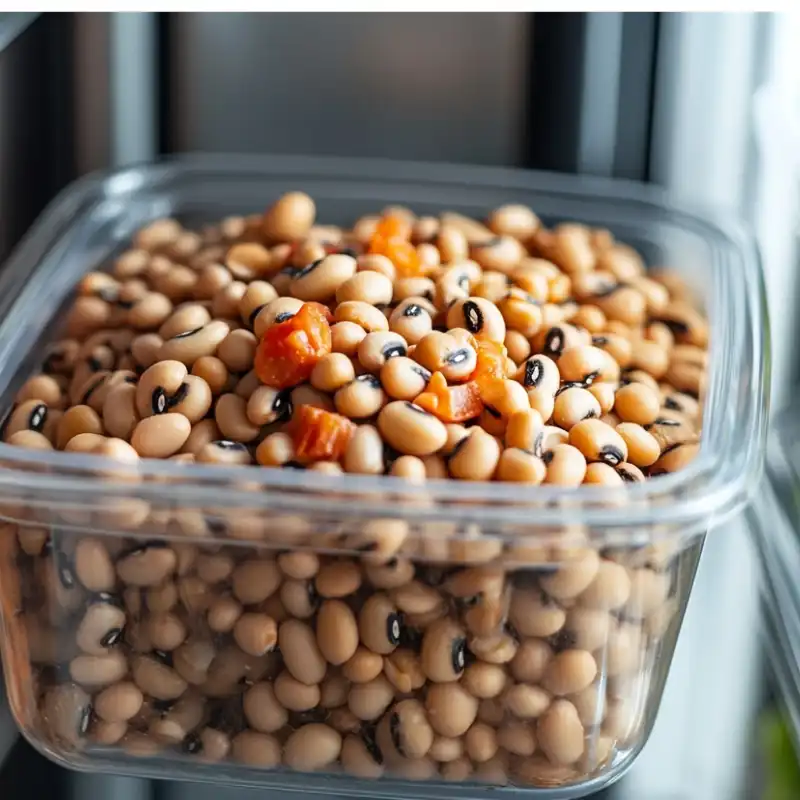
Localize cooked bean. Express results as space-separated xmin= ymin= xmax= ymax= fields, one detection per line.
xmin=76 ymin=602 xmax=127 ymax=655
xmin=377 ymin=401 xmax=447 ymax=456
xmin=388 ymin=298 xmax=434 ymax=344
xmin=279 ymin=619 xmax=327 ymax=685
xmin=446 ymin=297 xmax=506 ymax=342
xmin=348 ymin=675 xmax=395 ymax=721
xmin=359 ymin=593 xmax=402 ymax=655
xmin=420 ymin=618 xmax=467 ymax=683
xmin=341 ymin=734 xmax=385 ymax=779
xmin=70 ymin=651 xmax=128 ymax=688
xmin=284 ymin=724 xmax=342 ymax=771
xmin=553 ymin=387 xmax=601 ymax=429
xmin=74 ymin=538 xmax=115 ymax=592
xmin=131 ymin=413 xmax=191 ymax=457
xmin=425 ymin=682 xmax=479 ymax=737
xmin=316 ymin=600 xmax=359 ymax=665
xmin=343 ymin=646 xmax=384 ymax=684
xmin=335 ymin=300 xmax=389 ymax=332
xmin=274 ymin=670 xmax=320 ymax=711
xmin=233 ymin=613 xmax=278 ymax=656
xmin=537 ymin=699 xmax=584 ymax=766
xmin=334 ymin=375 xmax=387 ymax=419
xmin=215 ymin=393 xmax=261 ymax=442
xmin=358 ymin=331 xmax=408 ymax=373
xmin=231 ymin=730 xmax=281 ymax=768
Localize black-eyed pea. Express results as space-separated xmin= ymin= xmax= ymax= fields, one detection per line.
xmin=663 ymin=390 xmax=701 ymax=420
xmin=54 ymin=404 xmax=103 ymax=451
xmin=380 ymin=357 xmax=431 ymax=401
xmin=543 ymin=444 xmax=587 ymax=486
xmin=594 ymin=285 xmax=647 ymax=327
xmin=279 ymin=618 xmax=327 ymax=685
xmin=135 ymin=360 xmax=187 ymax=418
xmin=212 ymin=393 xmax=259 ymax=443
xmin=65 ymin=295 xmax=113 ymax=338
xmin=315 ymin=599 xmax=359 ymax=666
xmin=582 ymin=462 xmax=623 ymax=486
xmin=171 ymin=638 xmax=215 ymax=686
xmin=358 ymin=592 xmax=402 ymax=655
xmin=464 ymin=722 xmax=498 ymax=763
xmin=224 ymin=241 xmax=272 ymax=280
xmin=42 ymin=684 xmax=92 ymax=747
xmin=487 ymin=203 xmax=540 ymax=240
xmin=629 ymin=338 xmax=670 ymax=380
xmin=228 ymin=558 xmax=281 ymax=606
xmin=131 ymin=413 xmax=191 ymax=457
xmin=341 ymin=733 xmax=385 ymax=779
xmin=446 ymin=297 xmax=506 ymax=342
xmin=304 ymin=352 xmax=354 ymax=394
xmin=542 ymin=649 xmax=597 ymax=696
xmin=157 ymin=320 xmax=230 ymax=367
xmin=358 ymin=331 xmax=409 ymax=374
xmin=239 ymin=281 xmax=279 ymax=328
xmin=338 ymin=423 xmax=383 ymax=475
xmin=357 ymin=252 xmax=396 ymax=279
xmin=496 ymin=720 xmax=536 ymax=757
xmin=650 ymin=441 xmax=700 ymax=475
xmin=263 ymin=191 xmax=316 ymax=241
xmin=510 ymin=638 xmax=553 ymax=684
xmin=126 ymin=291 xmax=173 ymax=330
xmin=388 ymin=299 xmax=434 ymax=345
xmin=342 ymin=646 xmax=384 ymax=684
xmin=335 ymin=300 xmax=389 ymax=333
xmin=347 ymin=674 xmax=395 ymax=721
xmin=16 ymin=374 xmax=64 ymax=409
xmin=462 ymin=661 xmax=507 ymax=699
xmin=393 ymin=278 xmax=436 ymax=307
xmin=536 ymin=699 xmax=585 ymax=766
xmin=553 ymin=388 xmax=601 ymax=430
xmin=190 ymin=263 xmax=232 ymax=302
xmin=447 ymin=427 xmax=501 ymax=481
xmin=158 ymin=303 xmax=211 ymax=341
xmin=615 ymin=422 xmax=660 ymax=467
xmin=334 ymin=375 xmax=387 ymax=419
xmin=290 ymin=254 xmax=357 ymax=302
xmin=504 ymin=330 xmax=530 ymax=365
xmin=177 ymin=420 xmax=218 ymax=457
xmin=216 ymin=329 xmax=257 ymax=374
xmin=73 ymin=597 xmax=124 ymax=654
xmin=148 ymin=690 xmax=205 ymax=744
xmin=279 ymin=579 xmax=317 ymax=619
xmin=230 ymin=730 xmax=281 ymax=768
xmin=541 ymin=549 xmax=600 ymax=601
xmin=117 ymin=542 xmax=176 ymax=587
xmin=69 ymin=650 xmax=128 ymax=689
xmin=420 ymin=618 xmax=467 ymax=682
xmin=335 ymin=270 xmax=394 ymax=306
xmin=568 ymin=419 xmax=627 ymax=467
xmin=284 ymin=723 xmax=342 ymax=772
xmin=273 ymin=670 xmax=321 ymax=711
xmin=91 ymin=719 xmax=128 ymax=746
xmin=252 ymin=296 xmax=303 ymax=338
xmin=508 ymin=588 xmax=565 ymax=638
xmin=625 ymin=568 xmax=671 ymax=619
xmin=424 ymin=682 xmax=479 ymax=738
xmin=586 ymin=382 xmax=615 ymax=415
xmin=377 ymin=401 xmax=447 ymax=457
xmin=426 ymin=736 xmax=462 ymax=763
xmin=503 ymin=682 xmax=552 ymax=720
xmin=232 ymin=613 xmax=278 ymax=657
xmin=206 ymin=594 xmax=242 ymax=633
xmin=128 ymin=333 xmax=162 ymax=370
xmin=314 ymin=559 xmax=361 ymax=599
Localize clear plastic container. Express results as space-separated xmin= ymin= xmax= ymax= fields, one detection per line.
xmin=750 ymin=406 xmax=800 ymax=753
xmin=0 ymin=155 xmax=768 ymax=798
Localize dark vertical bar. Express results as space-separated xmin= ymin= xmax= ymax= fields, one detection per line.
xmin=525 ymin=12 xmax=588 ymax=174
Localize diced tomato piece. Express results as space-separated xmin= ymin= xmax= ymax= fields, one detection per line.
xmin=470 ymin=339 xmax=508 ymax=390
xmin=254 ymin=303 xmax=332 ymax=389
xmin=293 ymin=404 xmax=356 ymax=462
xmin=414 ymin=371 xmax=483 ymax=423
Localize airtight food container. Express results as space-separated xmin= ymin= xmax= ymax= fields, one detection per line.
xmin=0 ymin=155 xmax=768 ymax=798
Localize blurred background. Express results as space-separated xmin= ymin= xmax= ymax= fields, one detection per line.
xmin=2 ymin=10 xmax=800 ymax=800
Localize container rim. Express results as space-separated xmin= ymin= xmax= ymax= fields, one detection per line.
xmin=0 ymin=154 xmax=770 ymax=536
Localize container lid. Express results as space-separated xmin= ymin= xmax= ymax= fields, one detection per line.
xmin=750 ymin=403 xmax=800 ymax=754
xmin=0 ymin=156 xmax=771 ymax=545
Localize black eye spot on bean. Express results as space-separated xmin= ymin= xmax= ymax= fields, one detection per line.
xmin=95 ymin=592 xmax=125 ymax=608
xmin=275 ymin=311 xmax=295 ymax=323
xmin=100 ymin=627 xmax=124 ymax=647
xmin=542 ymin=450 xmax=555 ymax=465
xmin=399 ymin=625 xmax=423 ymax=652
xmin=54 ymin=550 xmax=75 ymax=589
xmin=583 ymin=371 xmax=600 ymax=386
xmin=599 ymin=445 xmax=624 ymax=467
xmin=549 ymin=628 xmax=578 ymax=652
xmin=659 ymin=442 xmax=683 ymax=456
xmin=523 ymin=359 xmax=543 ymax=388
xmin=555 ymin=381 xmax=584 ymax=397
xmin=663 ymin=397 xmax=683 ymax=412
xmin=357 ymin=374 xmax=382 ymax=388
xmin=212 ymin=440 xmax=247 ymax=451
xmin=382 ymin=343 xmax=407 ymax=360
xmin=652 ymin=317 xmax=689 ymax=336
xmin=363 ymin=727 xmax=384 ymax=764
xmin=171 ymin=326 xmax=205 ymax=341
xmin=339 ymin=247 xmax=358 ymax=259
xmin=117 ymin=298 xmax=136 ymax=310
xmin=617 ymin=466 xmax=642 ymax=482
xmin=544 ymin=328 xmax=565 ymax=357
xmin=207 ymin=519 xmax=227 ymax=536
xmin=411 ymin=365 xmax=432 ymax=381
xmin=462 ymin=301 xmax=484 ymax=334
xmin=446 ymin=435 xmax=470 ymax=462
xmin=382 ymin=444 xmax=400 ymax=474
xmin=648 ymin=418 xmax=681 ymax=428
xmin=152 ymin=387 xmax=168 ymax=415
xmin=168 ymin=382 xmax=190 ymax=408
xmin=283 ymin=461 xmax=306 ymax=470
xmin=248 ymin=304 xmax=267 ymax=327
xmin=405 ymin=402 xmax=430 ymax=415
xmin=153 ymin=698 xmax=177 ymax=713
xmin=532 ymin=430 xmax=545 ymax=459
xmin=592 ymin=283 xmax=620 ymax=299
xmin=402 ymin=303 xmax=424 ymax=318
xmin=389 ymin=712 xmax=406 ymax=757
xmin=182 ymin=733 xmax=203 ymax=754
xmin=27 ymin=404 xmax=48 ymax=432
xmin=87 ymin=356 xmax=104 ymax=372
xmin=386 ymin=612 xmax=402 ymax=646
xmin=272 ymin=390 xmax=293 ymax=421
xmin=445 ymin=348 xmax=470 ymax=366
xmin=125 ymin=375 xmax=138 ymax=384
xmin=451 ymin=637 xmax=467 ymax=674
xmin=582 ymin=409 xmax=598 ymax=420
xmin=81 ymin=375 xmax=108 ymax=406
xmin=78 ymin=704 xmax=93 ymax=736
xmin=457 ymin=274 xmax=470 ymax=291
xmin=296 ymin=258 xmax=325 ymax=279
xmin=122 ymin=540 xmax=170 ymax=558
xmin=153 ymin=649 xmax=174 ymax=667
xmin=591 ymin=336 xmax=608 ymax=346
